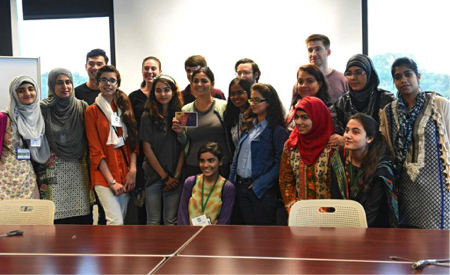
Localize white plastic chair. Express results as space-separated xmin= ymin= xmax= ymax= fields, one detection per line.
xmin=288 ymin=199 xmax=367 ymax=228
xmin=0 ymin=199 xmax=55 ymax=225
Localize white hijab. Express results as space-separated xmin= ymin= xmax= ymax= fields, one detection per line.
xmin=6 ymin=76 xmax=51 ymax=163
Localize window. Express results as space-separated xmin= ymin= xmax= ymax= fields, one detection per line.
xmin=368 ymin=0 xmax=450 ymax=98
xmin=18 ymin=17 xmax=111 ymax=98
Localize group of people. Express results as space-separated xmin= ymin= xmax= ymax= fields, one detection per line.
xmin=1 ymin=34 xmax=449 ymax=230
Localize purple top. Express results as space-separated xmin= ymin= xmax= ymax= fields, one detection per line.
xmin=177 ymin=175 xmax=235 ymax=225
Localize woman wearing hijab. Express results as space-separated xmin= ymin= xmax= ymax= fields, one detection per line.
xmin=38 ymin=68 xmax=91 ymax=224
xmin=329 ymin=54 xmax=394 ymax=147
xmin=0 ymin=76 xmax=50 ymax=200
xmin=279 ymin=97 xmax=336 ymax=213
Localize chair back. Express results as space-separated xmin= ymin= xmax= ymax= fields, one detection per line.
xmin=288 ymin=199 xmax=367 ymax=228
xmin=0 ymin=199 xmax=55 ymax=225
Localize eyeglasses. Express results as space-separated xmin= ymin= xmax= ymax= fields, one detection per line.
xmin=344 ymin=70 xmax=366 ymax=78
xmin=248 ymin=98 xmax=267 ymax=104
xmin=236 ymin=70 xmax=253 ymax=77
xmin=99 ymin=78 xmax=118 ymax=85
xmin=229 ymin=90 xmax=246 ymax=97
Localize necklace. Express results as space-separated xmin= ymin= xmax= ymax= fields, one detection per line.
xmin=195 ymin=99 xmax=213 ymax=112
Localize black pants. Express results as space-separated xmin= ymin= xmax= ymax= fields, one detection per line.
xmin=236 ymin=183 xmax=277 ymax=225
xmin=54 ymin=213 xmax=92 ymax=225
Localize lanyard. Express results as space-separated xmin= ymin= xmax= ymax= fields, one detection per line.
xmin=201 ymin=175 xmax=220 ymax=214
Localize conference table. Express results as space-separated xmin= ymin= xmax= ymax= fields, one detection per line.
xmin=0 ymin=225 xmax=448 ymax=274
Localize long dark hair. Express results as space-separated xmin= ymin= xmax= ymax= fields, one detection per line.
xmin=144 ymin=74 xmax=183 ymax=132
xmin=291 ymin=64 xmax=331 ymax=108
xmin=348 ymin=113 xmax=388 ymax=190
xmin=96 ymin=65 xmax=138 ymax=151
xmin=224 ymin=78 xmax=252 ymax=128
xmin=242 ymin=83 xmax=286 ymax=131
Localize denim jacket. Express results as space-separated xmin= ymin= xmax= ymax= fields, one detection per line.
xmin=230 ymin=124 xmax=289 ymax=199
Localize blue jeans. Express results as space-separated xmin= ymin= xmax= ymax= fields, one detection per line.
xmin=145 ymin=180 xmax=183 ymax=225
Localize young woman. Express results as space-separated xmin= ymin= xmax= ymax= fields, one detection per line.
xmin=39 ymin=68 xmax=91 ymax=224
xmin=223 ymin=77 xmax=252 ymax=152
xmin=85 ymin=65 xmax=138 ymax=225
xmin=229 ymin=83 xmax=289 ymax=225
xmin=279 ymin=97 xmax=336 ymax=212
xmin=329 ymin=54 xmax=394 ymax=147
xmin=331 ymin=113 xmax=397 ymax=227
xmin=128 ymin=56 xmax=162 ymax=224
xmin=286 ymin=64 xmax=331 ymax=131
xmin=172 ymin=67 xmax=232 ymax=178
xmin=379 ymin=57 xmax=450 ymax=229
xmin=177 ymin=142 xmax=234 ymax=225
xmin=140 ymin=74 xmax=184 ymax=225
xmin=0 ymin=76 xmax=50 ymax=200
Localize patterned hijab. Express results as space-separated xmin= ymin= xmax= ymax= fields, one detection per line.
xmin=6 ymin=76 xmax=51 ymax=163
xmin=40 ymin=68 xmax=88 ymax=160
xmin=346 ymin=54 xmax=380 ymax=116
xmin=286 ymin=96 xmax=334 ymax=165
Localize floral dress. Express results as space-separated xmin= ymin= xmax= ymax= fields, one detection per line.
xmin=279 ymin=144 xmax=334 ymax=211
xmin=0 ymin=118 xmax=39 ymax=200
xmin=36 ymin=151 xmax=91 ymax=220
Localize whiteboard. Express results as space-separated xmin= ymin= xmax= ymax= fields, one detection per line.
xmin=0 ymin=56 xmax=41 ymax=111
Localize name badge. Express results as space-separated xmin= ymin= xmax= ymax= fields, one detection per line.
xmin=30 ymin=137 xmax=41 ymax=147
xmin=111 ymin=114 xmax=123 ymax=127
xmin=17 ymin=148 xmax=31 ymax=160
xmin=113 ymin=136 xmax=125 ymax=149
xmin=191 ymin=214 xmax=212 ymax=226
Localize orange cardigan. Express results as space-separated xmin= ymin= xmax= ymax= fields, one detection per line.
xmin=85 ymin=103 xmax=138 ymax=189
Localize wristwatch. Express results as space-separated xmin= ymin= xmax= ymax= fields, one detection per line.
xmin=108 ymin=179 xmax=117 ymax=186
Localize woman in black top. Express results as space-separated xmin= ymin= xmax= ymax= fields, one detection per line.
xmin=329 ymin=54 xmax=394 ymax=147
xmin=330 ymin=113 xmax=397 ymax=227
xmin=128 ymin=56 xmax=162 ymax=224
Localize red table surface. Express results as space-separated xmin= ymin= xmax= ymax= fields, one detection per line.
xmin=155 ymin=256 xmax=449 ymax=275
xmin=179 ymin=225 xmax=449 ymax=262
xmin=0 ymin=225 xmax=200 ymax=256
xmin=1 ymin=255 xmax=164 ymax=274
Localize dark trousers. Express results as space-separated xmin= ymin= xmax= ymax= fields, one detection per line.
xmin=55 ymin=213 xmax=92 ymax=225
xmin=237 ymin=183 xmax=277 ymax=225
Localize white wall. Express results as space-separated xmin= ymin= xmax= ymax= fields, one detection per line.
xmin=114 ymin=0 xmax=362 ymax=109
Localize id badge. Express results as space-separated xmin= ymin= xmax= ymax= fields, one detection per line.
xmin=17 ymin=148 xmax=31 ymax=160
xmin=111 ymin=114 xmax=123 ymax=127
xmin=191 ymin=214 xmax=212 ymax=226
xmin=113 ymin=137 xmax=125 ymax=149
xmin=30 ymin=137 xmax=41 ymax=147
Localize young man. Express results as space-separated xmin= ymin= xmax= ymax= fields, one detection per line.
xmin=75 ymin=49 xmax=108 ymax=105
xmin=181 ymin=55 xmax=225 ymax=105
xmin=293 ymin=34 xmax=348 ymax=104
xmin=74 ymin=50 xmax=109 ymax=225
xmin=235 ymin=58 xmax=261 ymax=85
